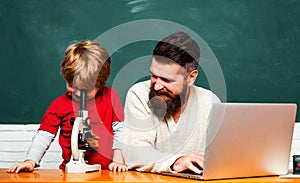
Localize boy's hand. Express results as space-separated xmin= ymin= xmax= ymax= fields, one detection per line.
xmin=7 ymin=160 xmax=36 ymax=173
xmin=108 ymin=161 xmax=128 ymax=172
xmin=85 ymin=131 xmax=99 ymax=148
xmin=85 ymin=136 xmax=99 ymax=148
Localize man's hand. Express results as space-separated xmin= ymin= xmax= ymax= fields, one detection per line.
xmin=7 ymin=160 xmax=36 ymax=173
xmin=171 ymin=153 xmax=204 ymax=174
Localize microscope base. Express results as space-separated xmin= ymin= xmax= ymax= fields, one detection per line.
xmin=65 ymin=151 xmax=101 ymax=173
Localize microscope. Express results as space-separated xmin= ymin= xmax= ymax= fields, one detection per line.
xmin=65 ymin=89 xmax=101 ymax=173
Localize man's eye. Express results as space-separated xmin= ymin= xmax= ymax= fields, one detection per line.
xmin=151 ymin=75 xmax=158 ymax=79
xmin=160 ymin=78 xmax=171 ymax=83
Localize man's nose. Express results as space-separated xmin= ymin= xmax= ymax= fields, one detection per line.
xmin=154 ymin=78 xmax=164 ymax=91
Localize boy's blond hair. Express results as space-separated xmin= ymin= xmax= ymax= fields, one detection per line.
xmin=61 ymin=41 xmax=111 ymax=91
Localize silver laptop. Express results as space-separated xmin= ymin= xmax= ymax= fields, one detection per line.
xmin=162 ymin=103 xmax=297 ymax=180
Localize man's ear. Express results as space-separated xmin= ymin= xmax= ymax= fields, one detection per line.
xmin=188 ymin=70 xmax=198 ymax=86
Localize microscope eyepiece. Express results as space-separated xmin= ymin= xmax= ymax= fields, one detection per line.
xmin=80 ymin=89 xmax=87 ymax=111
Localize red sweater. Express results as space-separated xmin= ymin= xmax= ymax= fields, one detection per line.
xmin=39 ymin=87 xmax=124 ymax=170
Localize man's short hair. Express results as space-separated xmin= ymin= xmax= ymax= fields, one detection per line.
xmin=152 ymin=32 xmax=200 ymax=72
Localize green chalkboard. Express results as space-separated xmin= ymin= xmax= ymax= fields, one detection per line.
xmin=0 ymin=0 xmax=299 ymax=123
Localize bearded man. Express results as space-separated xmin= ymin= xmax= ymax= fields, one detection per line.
xmin=122 ymin=32 xmax=220 ymax=174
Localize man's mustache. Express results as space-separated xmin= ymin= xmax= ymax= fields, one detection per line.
xmin=150 ymin=86 xmax=176 ymax=99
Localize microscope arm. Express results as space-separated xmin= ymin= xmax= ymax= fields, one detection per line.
xmin=70 ymin=117 xmax=82 ymax=161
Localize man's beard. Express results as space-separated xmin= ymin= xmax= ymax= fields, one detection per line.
xmin=148 ymin=83 xmax=187 ymax=119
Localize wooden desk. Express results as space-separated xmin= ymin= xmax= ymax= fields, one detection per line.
xmin=0 ymin=168 xmax=299 ymax=183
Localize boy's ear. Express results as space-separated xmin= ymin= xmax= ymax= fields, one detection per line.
xmin=188 ymin=70 xmax=198 ymax=86
xmin=66 ymin=83 xmax=73 ymax=93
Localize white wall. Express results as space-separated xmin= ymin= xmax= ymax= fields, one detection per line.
xmin=0 ymin=124 xmax=62 ymax=169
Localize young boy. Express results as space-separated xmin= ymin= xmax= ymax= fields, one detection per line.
xmin=7 ymin=41 xmax=127 ymax=173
